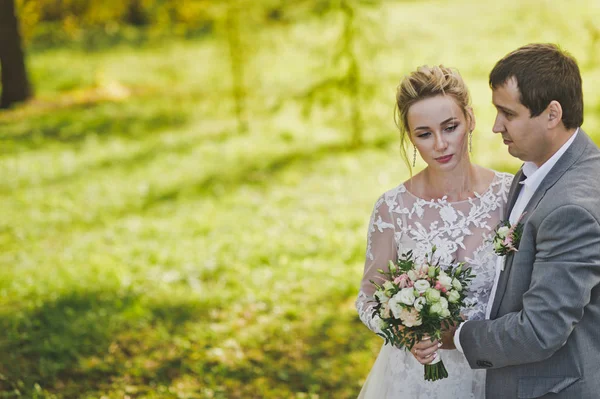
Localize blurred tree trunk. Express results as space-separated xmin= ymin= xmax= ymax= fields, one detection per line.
xmin=340 ymin=0 xmax=362 ymax=147
xmin=0 ymin=0 xmax=32 ymax=109
xmin=126 ymin=0 xmax=148 ymax=26
xmin=282 ymin=0 xmax=375 ymax=147
xmin=225 ymin=1 xmax=248 ymax=134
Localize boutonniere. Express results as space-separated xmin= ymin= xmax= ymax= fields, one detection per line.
xmin=492 ymin=213 xmax=525 ymax=257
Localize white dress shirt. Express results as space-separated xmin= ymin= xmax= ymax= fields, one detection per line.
xmin=453 ymin=128 xmax=579 ymax=353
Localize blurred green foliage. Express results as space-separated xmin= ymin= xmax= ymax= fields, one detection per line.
xmin=1 ymin=0 xmax=600 ymax=397
xmin=15 ymin=0 xmax=339 ymax=51
xmin=17 ymin=0 xmax=216 ymax=48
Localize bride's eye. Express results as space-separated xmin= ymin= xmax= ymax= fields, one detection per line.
xmin=444 ymin=124 xmax=458 ymax=132
xmin=417 ymin=132 xmax=431 ymax=138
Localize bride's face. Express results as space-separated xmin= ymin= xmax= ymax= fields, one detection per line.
xmin=407 ymin=95 xmax=474 ymax=170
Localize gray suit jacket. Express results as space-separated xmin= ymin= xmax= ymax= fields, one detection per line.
xmin=459 ymin=130 xmax=600 ymax=399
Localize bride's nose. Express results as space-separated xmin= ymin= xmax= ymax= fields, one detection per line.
xmin=434 ymin=135 xmax=448 ymax=152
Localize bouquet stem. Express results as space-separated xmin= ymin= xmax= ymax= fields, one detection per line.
xmin=424 ymin=352 xmax=448 ymax=381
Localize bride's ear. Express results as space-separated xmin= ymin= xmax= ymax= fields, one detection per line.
xmin=466 ymin=106 xmax=476 ymax=132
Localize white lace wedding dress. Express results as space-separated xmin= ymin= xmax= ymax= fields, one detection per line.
xmin=356 ymin=171 xmax=513 ymax=399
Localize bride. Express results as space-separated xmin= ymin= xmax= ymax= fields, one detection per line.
xmin=355 ymin=65 xmax=513 ymax=398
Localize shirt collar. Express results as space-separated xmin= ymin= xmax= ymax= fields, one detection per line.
xmin=520 ymin=127 xmax=579 ymax=189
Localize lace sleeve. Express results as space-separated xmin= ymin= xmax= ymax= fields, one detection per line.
xmin=356 ymin=193 xmax=398 ymax=335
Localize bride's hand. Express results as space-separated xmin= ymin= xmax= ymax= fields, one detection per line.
xmin=410 ymin=336 xmax=441 ymax=365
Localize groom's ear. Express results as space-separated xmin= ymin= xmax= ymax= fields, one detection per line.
xmin=546 ymin=100 xmax=563 ymax=129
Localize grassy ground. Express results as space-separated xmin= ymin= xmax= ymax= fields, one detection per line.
xmin=1 ymin=0 xmax=600 ymax=397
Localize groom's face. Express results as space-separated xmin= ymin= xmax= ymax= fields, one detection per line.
xmin=491 ymin=78 xmax=553 ymax=166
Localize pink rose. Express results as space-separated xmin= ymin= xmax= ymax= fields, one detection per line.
xmin=393 ymin=274 xmax=410 ymax=288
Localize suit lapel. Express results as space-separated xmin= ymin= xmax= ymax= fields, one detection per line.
xmin=489 ymin=130 xmax=590 ymax=319
xmin=505 ymin=168 xmax=525 ymax=218
xmin=489 ymin=170 xmax=524 ymax=319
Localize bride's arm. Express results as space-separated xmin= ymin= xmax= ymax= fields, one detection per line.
xmin=355 ymin=194 xmax=398 ymax=335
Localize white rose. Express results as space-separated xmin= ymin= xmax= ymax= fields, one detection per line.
xmin=497 ymin=226 xmax=510 ymax=238
xmin=374 ymin=289 xmax=390 ymax=304
xmin=452 ymin=278 xmax=463 ymax=292
xmin=438 ymin=271 xmax=453 ymax=290
xmin=447 ymin=290 xmax=461 ymax=303
xmin=425 ymin=288 xmax=441 ymax=303
xmin=429 ymin=302 xmax=443 ymax=316
xmin=387 ymin=297 xmax=403 ymax=319
xmin=407 ymin=270 xmax=418 ymax=281
xmin=396 ymin=287 xmax=416 ymax=306
xmin=439 ymin=297 xmax=448 ymax=310
xmin=441 ymin=308 xmax=451 ymax=318
xmin=413 ymin=296 xmax=426 ymax=311
xmin=413 ymin=279 xmax=431 ymax=294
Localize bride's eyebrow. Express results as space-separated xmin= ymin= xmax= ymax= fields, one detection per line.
xmin=439 ymin=117 xmax=459 ymax=125
xmin=414 ymin=117 xmax=458 ymax=131
xmin=414 ymin=124 xmax=431 ymax=131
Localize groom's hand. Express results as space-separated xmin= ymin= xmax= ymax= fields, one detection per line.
xmin=439 ymin=324 xmax=458 ymax=350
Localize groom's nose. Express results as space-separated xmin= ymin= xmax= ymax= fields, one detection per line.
xmin=492 ymin=115 xmax=505 ymax=134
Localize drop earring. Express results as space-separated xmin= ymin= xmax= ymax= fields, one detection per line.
xmin=413 ymin=145 xmax=417 ymax=167
xmin=469 ymin=130 xmax=473 ymax=153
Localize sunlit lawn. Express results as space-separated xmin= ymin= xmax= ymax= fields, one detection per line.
xmin=1 ymin=0 xmax=600 ymax=398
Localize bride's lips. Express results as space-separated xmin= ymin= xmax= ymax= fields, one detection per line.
xmin=435 ymin=154 xmax=453 ymax=164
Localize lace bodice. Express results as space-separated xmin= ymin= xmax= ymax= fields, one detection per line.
xmin=356 ymin=171 xmax=513 ymax=398
xmin=357 ymin=171 xmax=512 ymax=331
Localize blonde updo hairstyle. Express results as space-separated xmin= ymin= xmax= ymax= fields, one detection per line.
xmin=395 ymin=65 xmax=473 ymax=173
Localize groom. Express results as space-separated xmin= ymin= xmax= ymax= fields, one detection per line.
xmin=439 ymin=43 xmax=600 ymax=398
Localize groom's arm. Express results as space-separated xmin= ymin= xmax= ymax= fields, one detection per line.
xmin=459 ymin=204 xmax=600 ymax=369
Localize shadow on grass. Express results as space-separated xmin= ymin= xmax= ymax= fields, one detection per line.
xmin=196 ymin=282 xmax=378 ymax=398
xmin=0 ymin=288 xmax=209 ymax=398
xmin=0 ymin=282 xmax=376 ymax=398
xmin=200 ymin=301 xmax=377 ymax=399
xmin=0 ymin=98 xmax=190 ymax=154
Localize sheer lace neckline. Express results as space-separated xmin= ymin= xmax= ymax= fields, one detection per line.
xmin=401 ymin=171 xmax=500 ymax=204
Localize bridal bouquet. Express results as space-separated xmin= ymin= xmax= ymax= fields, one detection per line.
xmin=370 ymin=248 xmax=474 ymax=381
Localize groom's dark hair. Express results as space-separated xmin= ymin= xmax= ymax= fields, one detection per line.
xmin=489 ymin=43 xmax=583 ymax=129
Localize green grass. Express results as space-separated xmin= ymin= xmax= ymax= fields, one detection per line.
xmin=1 ymin=0 xmax=600 ymax=397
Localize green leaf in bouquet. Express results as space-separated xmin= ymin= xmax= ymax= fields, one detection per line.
xmin=369 ymin=279 xmax=383 ymax=291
